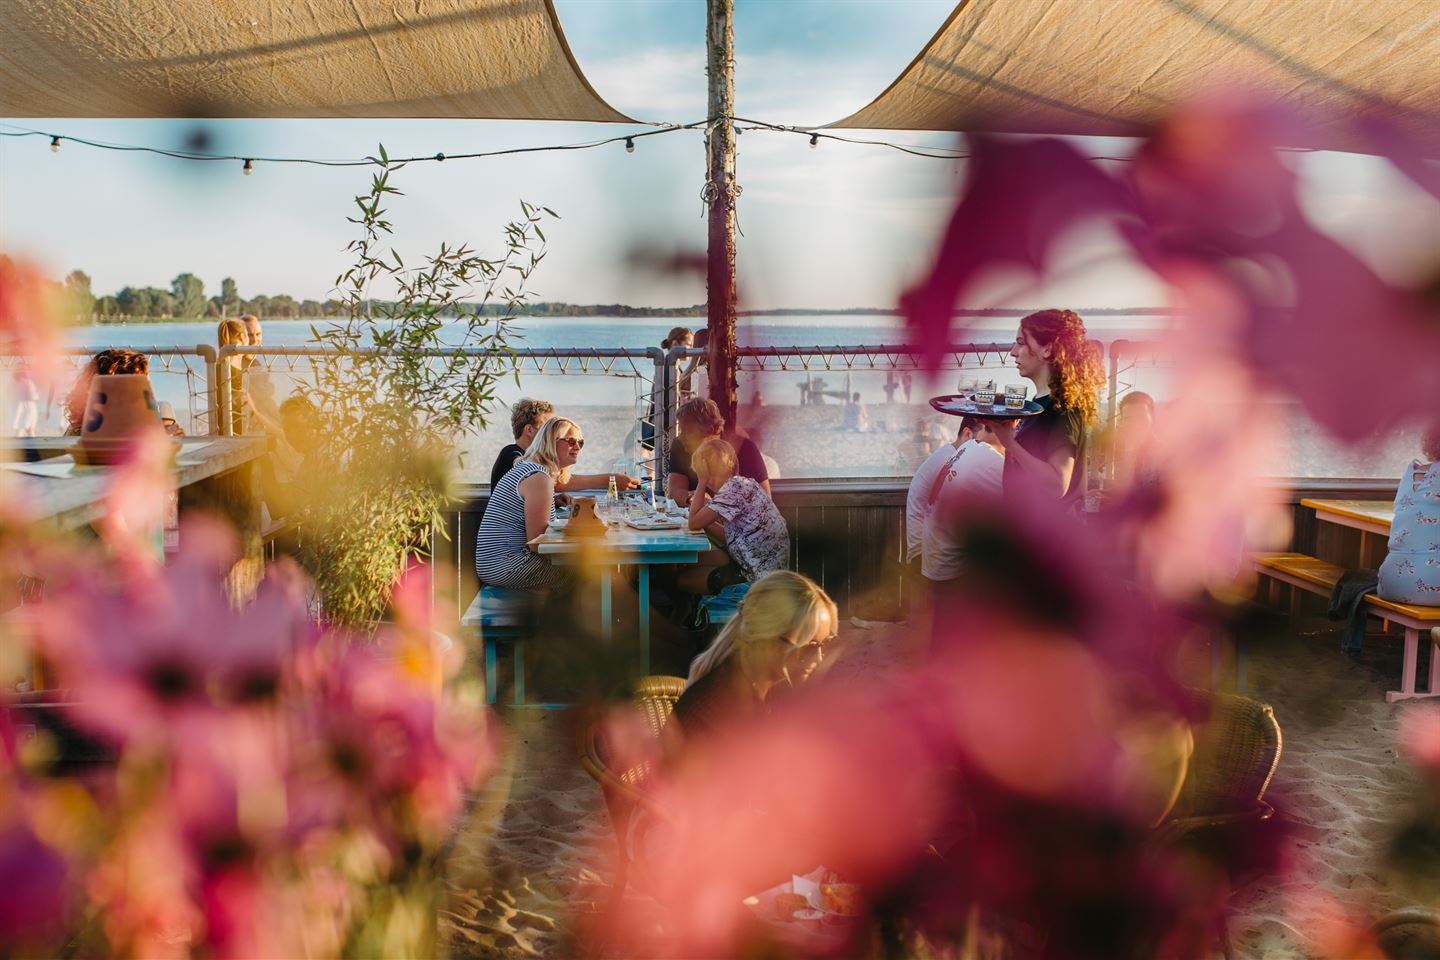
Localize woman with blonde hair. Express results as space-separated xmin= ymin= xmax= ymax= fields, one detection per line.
xmin=673 ymin=571 xmax=837 ymax=742
xmin=994 ymin=308 xmax=1106 ymax=504
xmin=217 ymin=317 xmax=252 ymax=434
xmin=475 ymin=416 xmax=583 ymax=589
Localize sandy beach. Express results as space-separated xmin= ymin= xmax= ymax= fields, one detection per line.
xmin=437 ymin=604 xmax=1439 ymax=959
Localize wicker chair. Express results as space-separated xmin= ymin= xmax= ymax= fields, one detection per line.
xmin=1157 ymin=691 xmax=1284 ymax=959
xmin=576 ymin=675 xmax=686 ymax=907
xmin=1160 ymin=692 xmax=1283 ymax=836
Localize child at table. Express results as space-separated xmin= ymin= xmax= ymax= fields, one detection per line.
xmin=679 ymin=438 xmax=789 ymax=596
xmin=1378 ymin=425 xmax=1440 ymax=604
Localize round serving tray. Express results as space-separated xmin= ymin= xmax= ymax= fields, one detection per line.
xmin=929 ymin=394 xmax=1045 ymax=419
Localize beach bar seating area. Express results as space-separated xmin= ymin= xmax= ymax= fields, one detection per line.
xmin=5 ymin=0 xmax=1440 ymax=958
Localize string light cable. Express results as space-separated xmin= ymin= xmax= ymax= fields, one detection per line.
xmin=0 ymin=120 xmax=701 ymax=172
xmin=4 ymin=115 xmax=1316 ymax=170
xmin=727 ymin=115 xmax=971 ymax=159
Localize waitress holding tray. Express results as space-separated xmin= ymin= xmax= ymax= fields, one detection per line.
xmin=990 ymin=309 xmax=1105 ymax=506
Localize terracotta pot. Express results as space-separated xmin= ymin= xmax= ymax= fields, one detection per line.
xmin=72 ymin=374 xmax=167 ymax=465
xmin=565 ymin=496 xmax=605 ymax=538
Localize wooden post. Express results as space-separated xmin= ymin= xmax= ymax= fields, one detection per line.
xmin=705 ymin=0 xmax=738 ymax=427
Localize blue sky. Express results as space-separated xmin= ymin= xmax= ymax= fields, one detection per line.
xmin=1 ymin=0 xmax=1434 ymax=311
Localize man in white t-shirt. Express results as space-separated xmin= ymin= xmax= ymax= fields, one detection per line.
xmin=922 ymin=420 xmax=1008 ymax=583
xmin=905 ymin=416 xmax=979 ymax=568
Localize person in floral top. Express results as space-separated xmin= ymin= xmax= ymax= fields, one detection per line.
xmin=1378 ymin=425 xmax=1440 ymax=604
xmin=679 ymin=438 xmax=790 ymax=595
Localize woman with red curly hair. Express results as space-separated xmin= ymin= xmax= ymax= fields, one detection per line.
xmin=994 ymin=309 xmax=1105 ymax=504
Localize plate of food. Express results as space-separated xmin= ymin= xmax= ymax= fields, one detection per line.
xmin=625 ymin=516 xmax=685 ymax=531
xmin=929 ymin=393 xmax=1044 ymax=419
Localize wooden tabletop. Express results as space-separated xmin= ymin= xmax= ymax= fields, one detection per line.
xmin=1300 ymin=498 xmax=1394 ymax=534
xmin=531 ymin=523 xmax=710 ymax=561
xmin=2 ymin=436 xmax=269 ymax=529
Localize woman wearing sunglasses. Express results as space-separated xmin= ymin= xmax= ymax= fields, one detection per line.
xmin=673 ymin=570 xmax=838 ymax=744
xmin=475 ymin=416 xmax=584 ymax=589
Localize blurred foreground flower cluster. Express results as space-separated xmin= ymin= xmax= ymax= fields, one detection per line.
xmin=0 ymin=522 xmax=491 ymax=958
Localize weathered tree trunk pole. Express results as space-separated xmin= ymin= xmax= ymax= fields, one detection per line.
xmin=705 ymin=0 xmax=738 ymax=427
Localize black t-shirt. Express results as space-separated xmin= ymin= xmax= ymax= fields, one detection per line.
xmin=673 ymin=657 xmax=758 ymax=745
xmin=1004 ymin=395 xmax=1087 ymax=502
xmin=490 ymin=443 xmax=525 ymax=488
xmin=668 ymin=432 xmax=769 ymax=489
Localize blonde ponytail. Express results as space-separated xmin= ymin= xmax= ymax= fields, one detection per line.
xmin=684 ymin=571 xmax=836 ymax=688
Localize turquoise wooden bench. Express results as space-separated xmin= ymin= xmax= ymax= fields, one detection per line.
xmin=699 ymin=582 xmax=750 ymax=627
xmin=461 ymin=586 xmax=538 ymax=706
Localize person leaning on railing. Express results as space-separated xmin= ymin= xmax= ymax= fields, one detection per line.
xmin=217 ymin=318 xmax=250 ymax=435
xmin=63 ymin=348 xmax=150 ymax=435
xmin=475 ymin=416 xmax=583 ymax=591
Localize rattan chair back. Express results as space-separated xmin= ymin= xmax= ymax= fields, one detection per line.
xmin=1170 ymin=691 xmax=1283 ymax=822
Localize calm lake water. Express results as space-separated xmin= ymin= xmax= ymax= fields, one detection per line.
xmin=64 ymin=312 xmax=1174 ymax=413
xmin=30 ymin=314 xmax=1411 ymax=479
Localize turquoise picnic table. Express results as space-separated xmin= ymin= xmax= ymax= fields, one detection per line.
xmin=529 ymin=522 xmax=712 ymax=672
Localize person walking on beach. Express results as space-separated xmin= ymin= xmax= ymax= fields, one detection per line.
xmin=11 ymin=363 xmax=38 ymax=437
xmin=840 ymin=392 xmax=870 ymax=432
xmin=992 ymin=309 xmax=1104 ymax=506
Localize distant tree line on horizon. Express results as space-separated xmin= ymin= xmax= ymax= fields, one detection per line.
xmin=62 ymin=274 xmax=875 ymax=324
xmin=59 ymin=268 xmax=1178 ymax=324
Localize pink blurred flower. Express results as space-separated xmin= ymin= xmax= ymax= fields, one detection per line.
xmin=901 ymin=136 xmax=1130 ymax=366
xmin=605 ymin=682 xmax=946 ymax=956
xmin=1127 ymin=97 xmax=1440 ymax=443
xmin=0 ymin=823 xmax=70 ymax=947
xmin=32 ymin=530 xmax=311 ymax=746
xmin=1398 ymin=704 xmax=1440 ymax=770
xmin=289 ymin=644 xmax=493 ymax=845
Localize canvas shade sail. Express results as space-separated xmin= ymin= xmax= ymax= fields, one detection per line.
xmin=0 ymin=0 xmax=634 ymax=121
xmin=829 ymin=0 xmax=1440 ymax=155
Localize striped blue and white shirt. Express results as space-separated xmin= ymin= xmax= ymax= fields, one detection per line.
xmin=476 ymin=460 xmax=564 ymax=589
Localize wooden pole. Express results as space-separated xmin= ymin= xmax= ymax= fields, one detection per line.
xmin=705 ymin=0 xmax=738 ymax=427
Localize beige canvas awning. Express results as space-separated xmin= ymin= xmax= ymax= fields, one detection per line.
xmin=0 ymin=0 xmax=635 ymax=121
xmin=829 ymin=0 xmax=1440 ymax=155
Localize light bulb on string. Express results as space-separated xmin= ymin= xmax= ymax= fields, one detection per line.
xmin=242 ymin=159 xmax=253 ymax=176
xmin=624 ymin=137 xmax=635 ymax=154
xmin=50 ymin=136 xmax=60 ymax=153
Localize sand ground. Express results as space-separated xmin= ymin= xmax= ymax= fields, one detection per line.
xmin=437 ymin=602 xmax=1440 ymax=959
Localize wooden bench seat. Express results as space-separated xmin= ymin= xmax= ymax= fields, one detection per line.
xmin=699 ymin=582 xmax=750 ymax=627
xmin=1253 ymin=552 xmax=1440 ymax=702
xmin=461 ymin=586 xmax=544 ymax=706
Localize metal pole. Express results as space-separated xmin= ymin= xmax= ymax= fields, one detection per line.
xmin=196 ymin=344 xmax=220 ymax=436
xmin=705 ymin=0 xmax=738 ymax=428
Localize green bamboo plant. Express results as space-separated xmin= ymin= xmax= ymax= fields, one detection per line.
xmin=299 ymin=147 xmax=555 ymax=627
